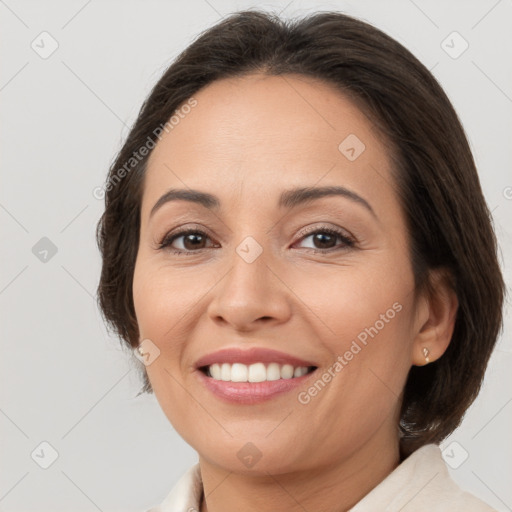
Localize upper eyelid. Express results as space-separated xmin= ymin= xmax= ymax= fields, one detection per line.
xmin=297 ymin=223 xmax=353 ymax=239
xmin=164 ymin=223 xmax=349 ymax=239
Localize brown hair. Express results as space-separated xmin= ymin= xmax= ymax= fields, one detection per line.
xmin=95 ymin=10 xmax=505 ymax=456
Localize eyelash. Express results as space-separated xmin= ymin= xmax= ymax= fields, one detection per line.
xmin=158 ymin=225 xmax=356 ymax=256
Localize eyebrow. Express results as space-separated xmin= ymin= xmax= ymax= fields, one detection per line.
xmin=149 ymin=185 xmax=376 ymax=219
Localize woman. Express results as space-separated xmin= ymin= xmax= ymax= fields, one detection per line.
xmin=95 ymin=10 xmax=505 ymax=512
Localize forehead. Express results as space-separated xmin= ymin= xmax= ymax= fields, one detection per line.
xmin=142 ymin=73 xmax=395 ymax=216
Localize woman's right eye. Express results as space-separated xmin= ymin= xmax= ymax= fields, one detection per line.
xmin=159 ymin=229 xmax=216 ymax=255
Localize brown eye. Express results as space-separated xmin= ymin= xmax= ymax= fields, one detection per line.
xmin=296 ymin=227 xmax=355 ymax=252
xmin=159 ymin=229 xmax=215 ymax=254
xmin=309 ymin=232 xmax=337 ymax=249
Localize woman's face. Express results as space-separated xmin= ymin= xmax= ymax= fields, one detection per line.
xmin=133 ymin=73 xmax=427 ymax=474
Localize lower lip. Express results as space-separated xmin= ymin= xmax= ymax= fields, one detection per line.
xmin=196 ymin=369 xmax=316 ymax=404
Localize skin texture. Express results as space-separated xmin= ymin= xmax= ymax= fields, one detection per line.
xmin=132 ymin=74 xmax=458 ymax=512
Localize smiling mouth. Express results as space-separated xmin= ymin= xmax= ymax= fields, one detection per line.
xmin=199 ymin=362 xmax=317 ymax=383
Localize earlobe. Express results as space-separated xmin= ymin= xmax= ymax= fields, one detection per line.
xmin=412 ymin=269 xmax=458 ymax=366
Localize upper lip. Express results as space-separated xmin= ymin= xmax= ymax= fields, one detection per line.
xmin=194 ymin=347 xmax=318 ymax=369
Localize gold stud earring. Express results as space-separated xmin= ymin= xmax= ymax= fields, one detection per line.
xmin=422 ymin=347 xmax=430 ymax=364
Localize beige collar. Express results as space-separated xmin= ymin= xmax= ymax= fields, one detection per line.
xmin=147 ymin=444 xmax=495 ymax=512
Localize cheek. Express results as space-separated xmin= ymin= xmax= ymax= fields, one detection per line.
xmin=293 ymin=259 xmax=411 ymax=346
xmin=132 ymin=260 xmax=210 ymax=407
xmin=133 ymin=260 xmax=201 ymax=340
xmin=132 ymin=263 xmax=198 ymax=437
xmin=295 ymin=261 xmax=415 ymax=410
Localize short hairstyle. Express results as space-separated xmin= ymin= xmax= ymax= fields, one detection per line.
xmin=96 ymin=10 xmax=505 ymax=456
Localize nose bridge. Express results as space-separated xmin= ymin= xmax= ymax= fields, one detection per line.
xmin=207 ymin=231 xmax=291 ymax=328
xmin=223 ymin=234 xmax=272 ymax=304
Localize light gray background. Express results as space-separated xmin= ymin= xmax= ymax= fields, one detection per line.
xmin=1 ymin=1 xmax=511 ymax=511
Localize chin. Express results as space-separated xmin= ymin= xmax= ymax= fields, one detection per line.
xmin=195 ymin=434 xmax=312 ymax=476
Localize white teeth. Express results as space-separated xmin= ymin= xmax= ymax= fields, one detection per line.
xmin=231 ymin=363 xmax=248 ymax=382
xmin=281 ymin=364 xmax=294 ymax=379
xmin=221 ymin=363 xmax=231 ymax=381
xmin=206 ymin=362 xmax=312 ymax=382
xmin=248 ymin=362 xmax=267 ymax=383
xmin=210 ymin=363 xmax=221 ymax=380
xmin=294 ymin=366 xmax=308 ymax=377
xmin=266 ymin=362 xmax=281 ymax=381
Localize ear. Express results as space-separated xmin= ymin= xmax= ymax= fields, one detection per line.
xmin=412 ymin=269 xmax=458 ymax=366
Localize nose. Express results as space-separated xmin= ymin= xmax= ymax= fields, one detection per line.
xmin=206 ymin=244 xmax=292 ymax=332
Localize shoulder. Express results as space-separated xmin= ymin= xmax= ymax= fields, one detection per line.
xmin=350 ymin=444 xmax=496 ymax=511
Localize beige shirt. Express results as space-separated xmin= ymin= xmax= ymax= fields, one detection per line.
xmin=145 ymin=444 xmax=496 ymax=511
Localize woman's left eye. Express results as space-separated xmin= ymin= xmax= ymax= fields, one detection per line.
xmin=158 ymin=227 xmax=355 ymax=255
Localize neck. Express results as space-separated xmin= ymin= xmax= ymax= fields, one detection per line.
xmin=199 ymin=430 xmax=400 ymax=512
